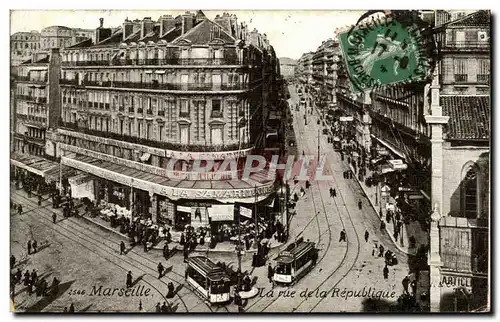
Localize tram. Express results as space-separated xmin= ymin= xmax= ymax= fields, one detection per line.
xmin=273 ymin=238 xmax=318 ymax=285
xmin=185 ymin=256 xmax=231 ymax=304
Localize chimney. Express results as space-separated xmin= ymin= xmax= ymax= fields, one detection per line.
xmin=181 ymin=12 xmax=194 ymax=34
xmin=95 ymin=18 xmax=112 ymax=43
xmin=123 ymin=18 xmax=141 ymax=41
xmin=141 ymin=17 xmax=154 ymax=39
xmin=159 ymin=15 xmax=175 ymax=37
xmin=214 ymin=13 xmax=232 ymax=34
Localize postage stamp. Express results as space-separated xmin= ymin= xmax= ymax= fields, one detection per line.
xmin=337 ymin=11 xmax=436 ymax=93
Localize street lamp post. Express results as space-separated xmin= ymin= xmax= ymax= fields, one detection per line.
xmin=317 ymin=128 xmax=320 ymax=162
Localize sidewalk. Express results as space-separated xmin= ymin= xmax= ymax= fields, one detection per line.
xmin=348 ymin=161 xmax=428 ymax=256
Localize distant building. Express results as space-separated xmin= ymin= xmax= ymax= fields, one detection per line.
xmin=279 ymin=58 xmax=296 ymax=78
xmin=10 ymin=31 xmax=41 ymax=67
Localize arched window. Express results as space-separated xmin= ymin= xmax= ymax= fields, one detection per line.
xmin=462 ymin=167 xmax=478 ymax=219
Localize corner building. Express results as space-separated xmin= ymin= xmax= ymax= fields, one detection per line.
xmin=56 ymin=11 xmax=280 ymax=232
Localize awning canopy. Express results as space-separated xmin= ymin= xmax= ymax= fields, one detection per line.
xmin=10 ymin=153 xmax=58 ymax=177
xmin=44 ymin=165 xmax=82 ymax=183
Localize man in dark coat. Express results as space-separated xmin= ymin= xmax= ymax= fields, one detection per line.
xmin=30 ymin=269 xmax=38 ymax=285
xmin=69 ymin=303 xmax=75 ymax=313
xmin=411 ymin=280 xmax=417 ymax=295
xmin=126 ymin=271 xmax=133 ymax=288
xmin=52 ymin=213 xmax=57 ymax=224
xmin=120 ymin=241 xmax=126 ymax=255
xmin=364 ymin=230 xmax=369 ymax=243
xmin=267 ymin=264 xmax=274 ymax=284
xmin=163 ymin=243 xmax=169 ymax=259
xmin=32 ymin=240 xmax=38 ymax=254
xmin=358 ymin=200 xmax=362 ymax=210
xmin=332 ymin=188 xmax=336 ymax=197
xmin=155 ymin=302 xmax=161 ymax=312
xmin=38 ymin=195 xmax=42 ymax=206
xmin=339 ymin=229 xmax=346 ymax=242
xmin=383 ymin=265 xmax=389 ymax=280
xmin=18 ymin=205 xmax=23 ymax=216
xmin=378 ymin=244 xmax=385 ymax=257
xmin=402 ymin=276 xmax=410 ymax=294
xmin=23 ymin=270 xmax=30 ymax=286
xmin=27 ymin=240 xmax=32 ymax=255
xmin=161 ymin=302 xmax=169 ymax=312
xmin=157 ymin=262 xmax=164 ymax=279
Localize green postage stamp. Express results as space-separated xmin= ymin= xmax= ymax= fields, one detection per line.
xmin=338 ymin=12 xmax=435 ymax=93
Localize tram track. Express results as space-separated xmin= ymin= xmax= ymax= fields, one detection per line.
xmin=292 ymin=109 xmax=361 ymax=312
xmin=11 ymin=190 xmax=215 ymax=313
xmin=245 ymin=90 xmax=336 ymax=312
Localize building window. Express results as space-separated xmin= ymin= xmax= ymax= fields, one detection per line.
xmin=477 ymin=59 xmax=490 ymax=84
xmin=137 ymin=121 xmax=142 ymax=138
xmin=159 ymin=125 xmax=164 ymax=141
xmin=454 ymin=58 xmax=468 ymax=82
xmin=180 ymin=99 xmax=189 ymax=117
xmin=462 ymin=167 xmax=478 ymax=219
xmin=211 ymin=99 xmax=222 ymax=118
xmin=180 ymin=125 xmax=189 ymax=144
xmin=120 ymin=120 xmax=124 ymax=134
xmin=211 ymin=126 xmax=223 ymax=145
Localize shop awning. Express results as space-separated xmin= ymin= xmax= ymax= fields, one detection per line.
xmin=61 ymin=154 xmax=276 ymax=203
xmin=10 ymin=153 xmax=58 ymax=177
xmin=371 ymin=135 xmax=406 ymax=159
xmin=44 ymin=165 xmax=82 ymax=183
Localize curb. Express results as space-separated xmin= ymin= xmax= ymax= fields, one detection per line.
xmin=80 ymin=215 xmax=284 ymax=254
xmin=348 ymin=164 xmax=414 ymax=256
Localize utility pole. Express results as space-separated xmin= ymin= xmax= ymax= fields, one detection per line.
xmin=236 ymin=205 xmax=242 ymax=293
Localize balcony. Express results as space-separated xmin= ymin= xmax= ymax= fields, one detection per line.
xmin=477 ymin=74 xmax=490 ymax=84
xmin=118 ymin=106 xmax=125 ymax=112
xmin=158 ymin=110 xmax=165 ymax=116
xmin=210 ymin=110 xmax=223 ymax=118
xmin=444 ymin=41 xmax=490 ymax=50
xmin=137 ymin=108 xmax=143 ymax=114
xmin=60 ymin=79 xmax=79 ymax=86
xmin=454 ymin=74 xmax=468 ymax=83
xmin=146 ymin=109 xmax=153 ymax=115
xmin=63 ymin=57 xmax=247 ymax=67
xmin=17 ymin=76 xmax=47 ymax=84
xmin=58 ymin=121 xmax=254 ymax=152
xmin=16 ymin=95 xmax=47 ymax=104
xmin=128 ymin=107 xmax=135 ymax=113
xmin=74 ymin=80 xmax=249 ymax=91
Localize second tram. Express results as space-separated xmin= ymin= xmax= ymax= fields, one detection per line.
xmin=273 ymin=238 xmax=318 ymax=285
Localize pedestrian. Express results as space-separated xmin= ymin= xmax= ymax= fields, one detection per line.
xmin=155 ymin=302 xmax=161 ymax=312
xmin=126 ymin=271 xmax=133 ymax=288
xmin=52 ymin=213 xmax=57 ymax=224
xmin=63 ymin=307 xmax=68 ymax=313
xmin=358 ymin=200 xmax=362 ymax=210
xmin=38 ymin=195 xmax=42 ymax=206
xmin=69 ymin=303 xmax=75 ymax=313
xmin=15 ymin=268 xmax=22 ymax=284
xmin=158 ymin=262 xmax=164 ymax=279
xmin=163 ymin=243 xmax=169 ymax=259
xmin=23 ymin=270 xmax=30 ymax=286
xmin=118 ymin=241 xmax=126 ymax=255
xmin=161 ymin=302 xmax=168 ymax=312
xmin=333 ymin=188 xmax=336 ymax=197
xmin=364 ymin=230 xmax=369 ymax=243
xmin=372 ymin=243 xmax=378 ymax=257
xmin=378 ymin=244 xmax=385 ymax=257
xmin=30 ymin=269 xmax=37 ymax=285
xmin=380 ymin=221 xmax=386 ymax=231
xmin=267 ymin=264 xmax=274 ymax=284
xmin=32 ymin=240 xmax=38 ymax=254
xmin=10 ymin=255 xmax=16 ymax=269
xmin=143 ymin=240 xmax=148 ymax=253
xmin=383 ymin=265 xmax=389 ymax=280
xmin=402 ymin=276 xmax=410 ymax=294
xmin=18 ymin=204 xmax=23 ymax=216
xmin=411 ymin=280 xmax=417 ymax=295
xmin=167 ymin=282 xmax=175 ymax=298
xmin=339 ymin=229 xmax=346 ymax=242
xmin=329 ymin=188 xmax=334 ymax=198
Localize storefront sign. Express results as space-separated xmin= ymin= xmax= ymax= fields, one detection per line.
xmin=209 ymin=205 xmax=234 ymax=221
xmin=62 ymin=156 xmax=275 ymax=201
xmin=388 ymin=159 xmax=408 ymax=170
xmin=240 ymin=206 xmax=253 ymax=219
xmin=340 ymin=116 xmax=354 ymax=122
xmin=441 ymin=275 xmax=472 ymax=291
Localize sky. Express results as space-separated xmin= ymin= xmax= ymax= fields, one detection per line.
xmin=10 ymin=10 xmax=365 ymax=60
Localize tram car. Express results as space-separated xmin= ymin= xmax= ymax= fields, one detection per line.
xmin=273 ymin=237 xmax=318 ymax=285
xmin=185 ymin=256 xmax=231 ymax=304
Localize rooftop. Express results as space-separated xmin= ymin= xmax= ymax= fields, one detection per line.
xmin=441 ymin=95 xmax=490 ymax=140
